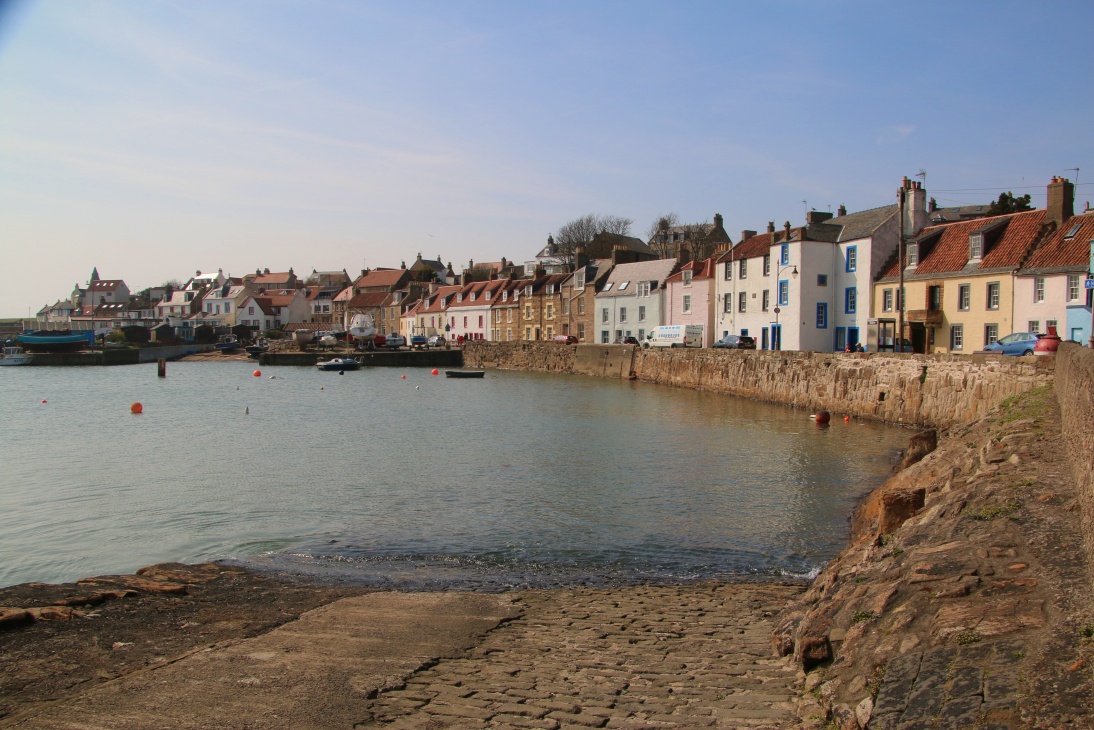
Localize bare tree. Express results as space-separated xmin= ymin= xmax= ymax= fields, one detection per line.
xmin=646 ymin=214 xmax=717 ymax=260
xmin=553 ymin=213 xmax=633 ymax=271
xmin=646 ymin=213 xmax=680 ymax=258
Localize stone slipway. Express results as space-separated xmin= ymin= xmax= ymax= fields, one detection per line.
xmin=2 ymin=592 xmax=519 ymax=730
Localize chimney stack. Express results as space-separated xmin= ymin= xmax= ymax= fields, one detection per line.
xmin=714 ymin=213 xmax=724 ymax=229
xmin=575 ymin=245 xmax=588 ymax=271
xmin=1046 ymin=176 xmax=1075 ymax=229
xmin=740 ymin=230 xmax=757 ymax=242
xmin=767 ymin=221 xmax=776 ymax=233
xmin=838 ymin=205 xmax=847 ymax=217
xmin=806 ymin=211 xmax=834 ymax=224
xmin=783 ymin=221 xmax=792 ymax=241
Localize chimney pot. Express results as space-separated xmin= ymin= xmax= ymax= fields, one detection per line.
xmin=740 ymin=230 xmax=757 ymax=241
xmin=767 ymin=221 xmax=776 ymax=233
xmin=838 ymin=205 xmax=847 ymax=217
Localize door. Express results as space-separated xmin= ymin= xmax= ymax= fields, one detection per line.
xmin=771 ymin=324 xmax=782 ymax=351
xmin=847 ymin=327 xmax=859 ymax=349
xmin=761 ymin=327 xmax=769 ymax=350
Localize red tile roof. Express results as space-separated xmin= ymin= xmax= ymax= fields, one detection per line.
xmin=347 ymin=292 xmax=391 ymax=309
xmin=666 ymin=257 xmax=717 ymax=282
xmin=353 ymin=269 xmax=409 ymax=290
xmin=1024 ymin=211 xmax=1094 ymax=270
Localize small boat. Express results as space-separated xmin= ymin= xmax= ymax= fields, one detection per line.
xmin=16 ymin=331 xmax=93 ymax=352
xmin=292 ymin=329 xmax=315 ymax=345
xmin=445 ymin=370 xmax=485 ymax=378
xmin=317 ymin=357 xmax=360 ymax=371
xmin=245 ymin=338 xmax=269 ymax=358
xmin=0 ymin=345 xmax=32 ymax=366
xmin=215 ymin=334 xmax=239 ymax=351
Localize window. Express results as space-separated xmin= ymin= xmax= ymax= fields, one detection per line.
xmin=951 ymin=324 xmax=964 ymax=350
xmin=248 ymin=306 xmax=254 ymax=315
xmin=1046 ymin=319 xmax=1058 ymax=330
xmin=1028 ymin=320 xmax=1040 ymax=333
xmin=780 ymin=244 xmax=789 ymax=265
xmin=763 ymin=254 xmax=771 ymax=276
xmin=883 ymin=289 xmax=893 ymax=312
xmin=738 ymin=292 xmax=746 ymax=313
xmin=469 ymin=292 xmax=476 ymax=302
xmin=638 ymin=306 xmax=646 ymax=322
xmin=637 ymin=328 xmax=645 ymax=340
xmin=546 ymin=284 xmax=555 ymax=295
xmin=562 ymin=299 xmax=569 ymax=315
xmin=817 ymin=302 xmax=828 ymax=328
xmin=724 ymin=261 xmax=732 ymax=280
xmin=682 ymin=295 xmax=691 ymax=313
xmin=578 ymin=323 xmax=584 ymax=340
xmin=601 ymin=330 xmax=610 ymax=343
xmin=1034 ymin=277 xmax=1045 ymax=303
xmin=762 ymin=290 xmax=770 ymax=311
xmin=546 ymin=304 xmax=553 ymax=318
xmin=525 ymin=327 xmax=532 ymax=340
xmin=618 ymin=281 xmax=629 ymax=291
xmin=463 ymin=316 xmax=468 ymax=328
xmin=1068 ymin=274 xmax=1081 ymax=301
xmin=1064 ymin=222 xmax=1082 ymax=239
xmin=723 ymin=296 xmax=732 ymax=313
xmin=958 ymin=284 xmax=970 ymax=311
xmin=985 ymin=324 xmax=999 ymax=345
xmin=506 ymin=309 xmax=512 ymax=323
xmin=846 ymin=246 xmax=857 ymax=272
xmin=778 ymin=280 xmax=789 ymax=306
xmin=682 ymin=271 xmax=692 ymax=286
xmin=739 ymin=259 xmax=747 ymax=279
xmin=619 ymin=307 xmax=627 ymax=323
xmin=602 ymin=282 xmax=613 ymax=292
xmin=224 ymin=303 xmax=231 ymax=313
xmin=907 ymin=242 xmax=918 ymax=267
xmin=845 ymin=287 xmax=857 ymax=314
xmin=601 ymin=307 xmax=610 ymax=324
xmin=987 ymin=282 xmax=1000 ymax=310
xmin=524 ymin=285 xmax=533 ymax=297
xmin=817 ymin=274 xmax=828 ymax=287
xmin=575 ymin=272 xmax=585 ymax=289
xmin=637 ymin=282 xmax=651 ymax=296
xmin=578 ymin=296 xmax=585 ymax=314
xmin=525 ymin=305 xmax=532 ymax=319
xmin=928 ymin=285 xmax=941 ymax=311
xmin=970 ymin=233 xmax=983 ymax=260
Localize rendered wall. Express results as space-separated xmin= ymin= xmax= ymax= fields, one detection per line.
xmin=1054 ymin=342 xmax=1094 ymax=561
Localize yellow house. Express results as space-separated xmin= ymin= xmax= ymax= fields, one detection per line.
xmin=872 ymin=209 xmax=1046 ymax=354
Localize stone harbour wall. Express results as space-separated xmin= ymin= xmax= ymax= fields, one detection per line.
xmin=463 ymin=342 xmax=1054 ymax=429
xmin=1054 ymin=342 xmax=1094 ymax=567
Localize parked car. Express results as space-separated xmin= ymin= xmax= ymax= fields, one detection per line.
xmin=385 ymin=334 xmax=407 ymax=349
xmin=982 ymin=332 xmax=1041 ymax=356
xmin=427 ymin=334 xmax=446 ymax=348
xmin=713 ymin=334 xmax=756 ymax=350
xmin=409 ymin=335 xmax=428 ymax=349
xmin=621 ymin=336 xmax=639 ymax=345
xmin=553 ymin=334 xmax=578 ymax=344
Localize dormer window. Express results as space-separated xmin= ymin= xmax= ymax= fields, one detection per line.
xmin=618 ymin=281 xmax=629 ymax=291
xmin=485 ymin=291 xmax=491 ymax=300
xmin=524 ymin=285 xmax=533 ymax=297
xmin=906 ymin=242 xmax=918 ymax=267
xmin=575 ymin=272 xmax=585 ymax=289
xmin=682 ymin=271 xmax=693 ymax=285
xmin=969 ymin=233 xmax=984 ymax=260
xmin=546 ymin=284 xmax=555 ymax=295
xmin=469 ymin=292 xmax=476 ymax=302
xmin=457 ymin=293 xmax=463 ymax=303
xmin=502 ymin=291 xmax=508 ymax=302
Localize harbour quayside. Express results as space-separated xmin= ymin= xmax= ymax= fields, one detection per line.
xmin=16 ymin=330 xmax=95 ymax=352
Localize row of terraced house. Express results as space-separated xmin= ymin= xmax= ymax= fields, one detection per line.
xmin=33 ymin=177 xmax=1094 ymax=353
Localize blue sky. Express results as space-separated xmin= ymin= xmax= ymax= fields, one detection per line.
xmin=2 ymin=0 xmax=1092 ymax=317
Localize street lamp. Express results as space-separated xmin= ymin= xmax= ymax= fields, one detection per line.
xmin=772 ymin=264 xmax=798 ymax=351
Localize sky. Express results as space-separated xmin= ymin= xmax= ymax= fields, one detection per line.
xmin=2 ymin=0 xmax=1093 ymax=318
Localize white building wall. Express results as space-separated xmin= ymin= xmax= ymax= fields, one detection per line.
xmin=1014 ymin=274 xmax=1070 ymax=334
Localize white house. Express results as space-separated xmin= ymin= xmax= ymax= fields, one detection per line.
xmin=594 ymin=258 xmax=678 ymax=344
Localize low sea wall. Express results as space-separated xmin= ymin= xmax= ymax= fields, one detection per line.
xmin=463 ymin=342 xmax=1054 ymax=430
xmin=259 ymin=349 xmax=463 ymax=368
xmin=1055 ymin=342 xmax=1094 ymax=567
xmin=29 ymin=344 xmax=213 ymax=366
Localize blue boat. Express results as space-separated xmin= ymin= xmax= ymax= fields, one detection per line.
xmin=17 ymin=331 xmax=94 ymax=352
xmin=317 ymin=357 xmax=360 ymax=371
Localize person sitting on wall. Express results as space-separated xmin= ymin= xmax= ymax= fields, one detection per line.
xmin=853 ymin=342 xmax=864 ymax=353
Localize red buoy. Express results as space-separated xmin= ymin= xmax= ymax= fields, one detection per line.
xmin=431 ymin=369 xmax=439 ymax=376
xmin=253 ymin=370 xmax=261 ymax=377
xmin=130 ymin=402 xmax=143 ymax=414
xmin=815 ymin=410 xmax=831 ymax=425
xmin=401 ymin=374 xmax=407 ymax=379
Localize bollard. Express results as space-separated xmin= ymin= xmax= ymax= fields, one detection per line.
xmin=158 ymin=359 xmax=166 ymax=377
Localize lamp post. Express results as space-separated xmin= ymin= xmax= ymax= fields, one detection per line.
xmin=772 ymin=264 xmax=799 ymax=350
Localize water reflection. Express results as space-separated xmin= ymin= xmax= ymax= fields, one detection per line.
xmin=0 ymin=363 xmax=907 ymax=588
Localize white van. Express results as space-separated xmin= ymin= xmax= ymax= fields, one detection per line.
xmin=643 ymin=324 xmax=703 ymax=348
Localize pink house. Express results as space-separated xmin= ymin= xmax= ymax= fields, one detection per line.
xmin=663 ymin=257 xmax=718 ymax=347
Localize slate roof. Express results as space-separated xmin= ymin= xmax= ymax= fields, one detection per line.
xmin=1022 ymin=211 xmax=1094 ymax=272
xmin=598 ymin=258 xmax=678 ymax=298
xmin=807 ymin=205 xmax=898 ymax=242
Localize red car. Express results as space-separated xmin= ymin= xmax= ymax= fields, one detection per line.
xmin=552 ymin=334 xmax=578 ymax=344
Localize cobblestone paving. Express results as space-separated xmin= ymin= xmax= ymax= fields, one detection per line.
xmin=357 ymin=583 xmax=808 ymax=729
xmin=868 ymin=639 xmax=1024 ymax=730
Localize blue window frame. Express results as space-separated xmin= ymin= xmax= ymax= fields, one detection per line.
xmin=816 ymin=302 xmax=828 ymax=329
xmin=845 ymin=287 xmax=857 ymax=314
xmin=780 ymin=243 xmax=789 ymax=265
xmin=846 ymin=245 xmax=857 ymax=273
xmin=778 ymin=279 xmax=789 ymax=306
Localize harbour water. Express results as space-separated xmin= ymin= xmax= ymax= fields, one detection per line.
xmin=0 ymin=362 xmax=909 ymax=590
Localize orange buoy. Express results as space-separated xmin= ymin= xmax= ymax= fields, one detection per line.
xmin=253 ymin=370 xmax=261 ymax=377
xmin=401 ymin=374 xmax=407 ymax=380
xmin=815 ymin=410 xmax=831 ymax=424
xmin=41 ymin=399 xmax=47 ymax=404
xmin=844 ymin=415 xmax=850 ymax=423
xmin=431 ymin=369 xmax=439 ymax=376
xmin=130 ymin=402 xmax=143 ymax=414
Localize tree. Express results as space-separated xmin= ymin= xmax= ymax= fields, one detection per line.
xmin=645 ymin=213 xmax=715 ymax=260
xmin=462 ymin=266 xmax=495 ymax=283
xmin=987 ymin=191 xmax=1033 ymax=215
xmin=553 ymin=213 xmax=635 ymax=271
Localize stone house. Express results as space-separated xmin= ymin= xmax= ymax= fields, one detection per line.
xmin=516 ymin=274 xmax=568 ymax=341
xmin=489 ymin=280 xmax=526 ymax=342
xmin=244 ymin=268 xmax=299 ymax=291
xmin=560 ymin=255 xmax=613 ymax=343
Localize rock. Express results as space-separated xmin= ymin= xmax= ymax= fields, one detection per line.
xmin=878 ymin=488 xmax=926 ymax=535
xmin=902 ymin=429 xmax=937 ymax=468
xmin=855 ymin=696 xmax=874 ymax=728
xmin=0 ymin=607 xmax=33 ymax=630
xmin=26 ymin=606 xmax=82 ymax=621
xmin=832 ymin=702 xmax=860 ymax=729
xmin=797 ymin=632 xmax=832 ymax=670
xmin=772 ymin=611 xmax=803 ymax=656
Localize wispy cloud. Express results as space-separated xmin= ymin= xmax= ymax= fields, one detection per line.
xmin=876 ymin=124 xmax=917 ymax=145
